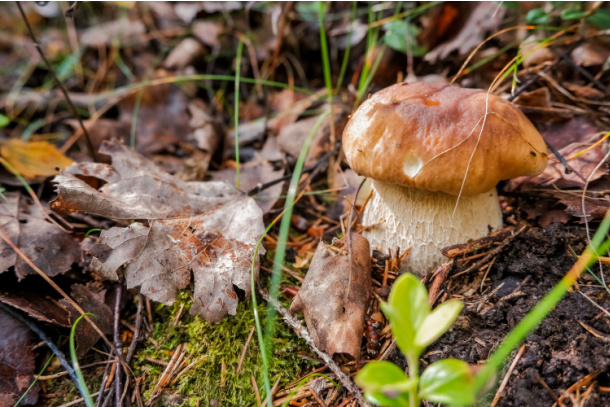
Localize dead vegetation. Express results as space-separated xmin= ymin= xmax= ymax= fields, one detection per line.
xmin=0 ymin=2 xmax=609 ymax=407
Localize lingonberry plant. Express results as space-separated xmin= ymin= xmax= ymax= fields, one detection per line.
xmin=356 ymin=274 xmax=474 ymax=407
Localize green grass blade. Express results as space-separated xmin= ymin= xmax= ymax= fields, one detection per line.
xmin=318 ymin=1 xmax=333 ymax=97
xmin=261 ymin=110 xmax=330 ymax=402
xmin=13 ymin=354 xmax=54 ymax=407
xmin=70 ymin=313 xmax=95 ymax=407
xmin=474 ymin=210 xmax=610 ymax=394
xmin=336 ymin=2 xmax=358 ymax=91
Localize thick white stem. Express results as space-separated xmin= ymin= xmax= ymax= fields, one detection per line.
xmin=362 ymin=181 xmax=503 ymax=275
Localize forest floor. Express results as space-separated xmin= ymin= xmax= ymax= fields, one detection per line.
xmin=1 ymin=2 xmax=610 ymax=407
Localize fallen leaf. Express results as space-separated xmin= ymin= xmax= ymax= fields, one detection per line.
xmin=0 ymin=307 xmax=38 ymax=406
xmin=277 ymin=107 xmax=346 ymax=167
xmin=52 ymin=140 xmax=265 ymax=322
xmin=163 ymin=37 xmax=206 ymax=70
xmin=193 ymin=21 xmax=222 ymax=48
xmin=507 ymin=117 xmax=606 ymax=191
xmin=290 ymin=233 xmax=372 ymax=359
xmin=571 ymin=42 xmax=610 ymax=67
xmin=60 ymin=283 xmax=114 ymax=357
xmin=80 ymin=17 xmax=145 ymax=48
xmin=0 ymin=192 xmax=81 ymax=280
xmin=0 ymin=290 xmax=70 ymax=327
xmin=209 ymin=161 xmax=284 ymax=214
xmin=118 ymin=69 xmax=191 ymax=160
xmin=424 ymin=2 xmax=505 ymax=63
xmin=549 ymin=191 xmax=610 ymax=222
xmin=0 ymin=139 xmax=73 ymax=178
xmin=564 ymin=83 xmax=606 ymax=101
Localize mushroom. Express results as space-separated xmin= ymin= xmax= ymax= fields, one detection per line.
xmin=342 ymin=82 xmax=548 ymax=275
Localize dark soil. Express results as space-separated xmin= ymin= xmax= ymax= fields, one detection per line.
xmin=388 ymin=221 xmax=610 ymax=406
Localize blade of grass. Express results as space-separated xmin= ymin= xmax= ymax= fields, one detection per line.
xmin=70 ymin=313 xmax=95 ymax=407
xmin=474 ymin=210 xmax=610 ymax=394
xmin=13 ymin=354 xmax=54 ymax=407
xmin=234 ymin=40 xmax=244 ymax=189
xmin=318 ymin=2 xmax=337 ymax=148
xmin=336 ymin=2 xmax=358 ymax=91
xmin=318 ymin=2 xmax=333 ymax=97
xmin=258 ymin=111 xmax=330 ymax=403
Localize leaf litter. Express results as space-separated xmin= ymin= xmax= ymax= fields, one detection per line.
xmin=52 ymin=139 xmax=265 ymax=322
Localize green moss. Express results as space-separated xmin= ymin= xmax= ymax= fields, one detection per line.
xmin=135 ymin=293 xmax=313 ymax=406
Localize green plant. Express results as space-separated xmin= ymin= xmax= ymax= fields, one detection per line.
xmin=525 ymin=2 xmax=610 ymax=29
xmin=69 ymin=313 xmax=95 ymax=407
xmin=356 ymin=274 xmax=472 ymax=407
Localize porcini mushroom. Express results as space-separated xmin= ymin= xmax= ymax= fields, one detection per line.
xmin=343 ymin=82 xmax=548 ymax=275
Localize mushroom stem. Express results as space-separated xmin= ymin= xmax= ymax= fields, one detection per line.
xmin=362 ymin=180 xmax=503 ymax=275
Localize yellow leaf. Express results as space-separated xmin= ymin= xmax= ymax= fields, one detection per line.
xmin=1 ymin=139 xmax=73 ymax=178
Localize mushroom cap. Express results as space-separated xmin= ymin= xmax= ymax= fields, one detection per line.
xmin=343 ymin=82 xmax=548 ymax=197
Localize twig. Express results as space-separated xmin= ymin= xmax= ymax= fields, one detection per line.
xmin=126 ymin=293 xmax=144 ymax=364
xmin=96 ymin=356 xmax=113 ymax=407
xmin=535 ymin=374 xmax=562 ymax=405
xmin=544 ymin=139 xmax=573 ymax=175
xmin=39 ymin=359 xmax=115 ymax=380
xmin=491 ymin=344 xmax=526 ymax=406
xmin=57 ymin=390 xmax=109 ymax=407
xmin=452 ymin=226 xmax=527 ymax=278
xmin=237 ymin=326 xmax=256 ymax=374
xmin=113 ymin=285 xmax=123 ymax=407
xmin=556 ymin=49 xmax=610 ymax=97
xmin=260 ymin=289 xmax=370 ymax=406
xmin=0 ymin=228 xmax=117 ymax=353
xmin=507 ymin=65 xmax=552 ymax=102
xmin=15 ymin=2 xmax=98 ymax=161
xmin=0 ymin=302 xmax=81 ymax=393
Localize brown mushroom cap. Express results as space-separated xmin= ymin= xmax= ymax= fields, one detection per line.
xmin=343 ymin=82 xmax=548 ymax=197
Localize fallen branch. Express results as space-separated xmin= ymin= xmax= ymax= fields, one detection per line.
xmin=259 ymin=289 xmax=370 ymax=407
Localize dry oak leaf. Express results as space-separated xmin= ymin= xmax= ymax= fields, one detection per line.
xmin=0 ymin=192 xmax=80 ymax=280
xmin=290 ymin=233 xmax=372 ymax=359
xmin=51 ymin=140 xmax=264 ymax=322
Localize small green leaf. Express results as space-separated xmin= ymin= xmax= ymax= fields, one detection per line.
xmin=383 ymin=20 xmax=428 ymax=57
xmin=561 ymin=6 xmax=588 ymax=20
xmin=587 ymin=9 xmax=610 ymax=29
xmin=0 ymin=114 xmax=9 ymax=128
xmin=356 ymin=361 xmax=414 ymax=407
xmin=525 ymin=8 xmax=549 ymax=24
xmin=356 ymin=361 xmax=409 ymax=392
xmin=382 ymin=274 xmax=430 ymax=356
xmin=414 ymin=299 xmax=463 ymax=349
xmin=419 ymin=359 xmax=475 ymax=405
xmin=364 ymin=391 xmax=410 ymax=407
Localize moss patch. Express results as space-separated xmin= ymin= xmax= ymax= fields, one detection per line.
xmin=135 ymin=292 xmax=313 ymax=406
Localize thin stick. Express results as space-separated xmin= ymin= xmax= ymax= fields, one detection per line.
xmin=39 ymin=360 xmax=115 ymax=380
xmin=113 ymin=286 xmax=123 ymax=407
xmin=0 ymin=228 xmax=113 ymax=351
xmin=58 ymin=390 xmax=109 ymax=407
xmin=126 ymin=293 xmax=144 ymax=364
xmin=16 ymin=2 xmax=98 ymax=161
xmin=260 ymin=289 xmax=370 ymax=406
xmin=491 ymin=344 xmax=526 ymax=407
xmin=237 ymin=326 xmax=256 ymax=374
xmin=0 ymin=302 xmax=80 ymax=391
